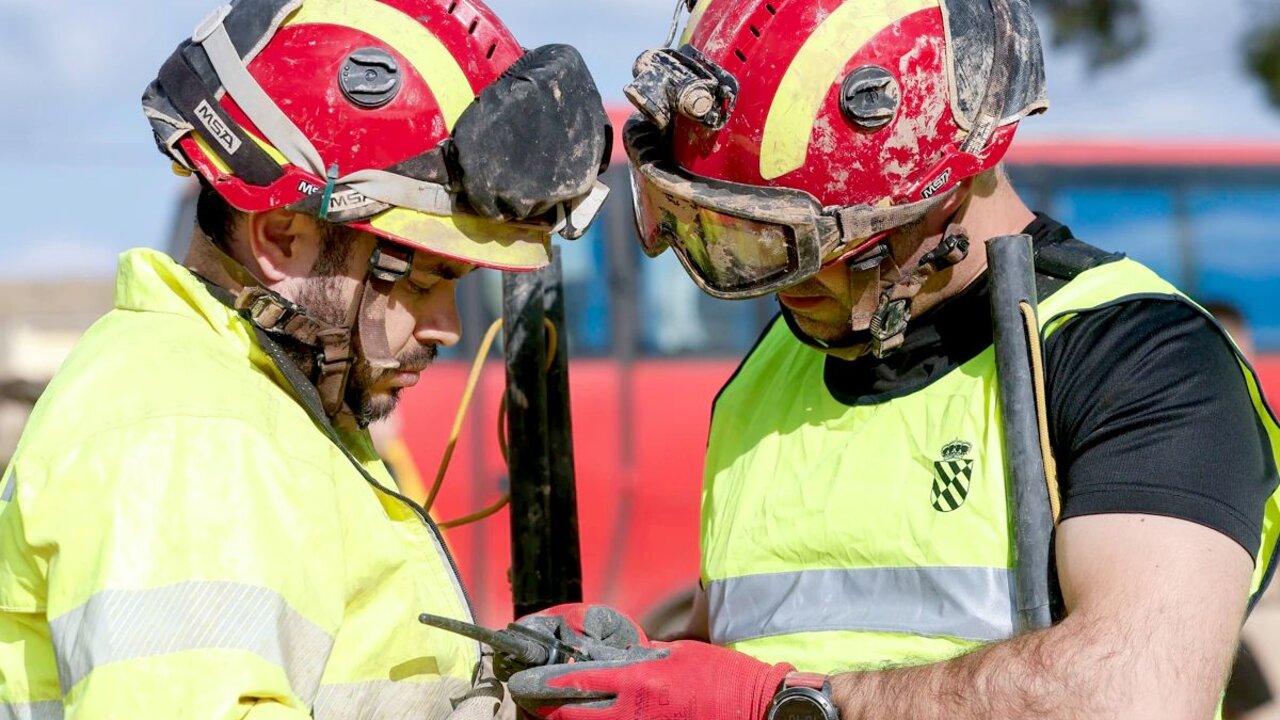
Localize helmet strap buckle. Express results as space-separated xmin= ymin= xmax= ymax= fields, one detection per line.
xmin=870 ymin=296 xmax=911 ymax=357
xmin=846 ymin=242 xmax=890 ymax=272
xmin=858 ymin=224 xmax=972 ymax=358
xmin=314 ymin=329 xmax=356 ymax=418
xmin=368 ymin=243 xmax=413 ymax=283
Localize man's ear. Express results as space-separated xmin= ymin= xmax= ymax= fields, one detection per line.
xmin=246 ymin=209 xmax=323 ymax=283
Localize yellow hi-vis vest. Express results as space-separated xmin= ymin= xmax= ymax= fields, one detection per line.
xmin=0 ymin=250 xmax=483 ymax=719
xmin=703 ymin=258 xmax=1280 ymax=673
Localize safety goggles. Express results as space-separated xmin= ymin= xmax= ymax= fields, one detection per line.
xmin=625 ymin=116 xmax=947 ymax=299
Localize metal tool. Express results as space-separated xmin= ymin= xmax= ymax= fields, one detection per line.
xmin=418 ymin=612 xmax=591 ymax=671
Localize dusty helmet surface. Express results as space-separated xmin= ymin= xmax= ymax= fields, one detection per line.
xmin=672 ymin=0 xmax=1048 ymax=215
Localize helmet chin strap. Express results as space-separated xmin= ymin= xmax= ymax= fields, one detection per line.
xmin=861 ymin=223 xmax=970 ymax=357
xmin=186 ymin=232 xmax=412 ymax=418
xmin=780 ymin=223 xmax=971 ymax=359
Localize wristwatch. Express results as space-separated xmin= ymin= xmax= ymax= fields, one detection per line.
xmin=766 ymin=672 xmax=840 ymax=720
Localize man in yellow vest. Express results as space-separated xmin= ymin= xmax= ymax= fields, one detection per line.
xmin=505 ymin=0 xmax=1280 ymax=718
xmin=0 ymin=0 xmax=610 ymax=716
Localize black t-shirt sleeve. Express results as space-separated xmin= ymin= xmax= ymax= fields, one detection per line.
xmin=1045 ymin=299 xmax=1278 ymax=558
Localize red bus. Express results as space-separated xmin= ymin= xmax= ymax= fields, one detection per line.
xmin=393 ymin=133 xmax=1280 ymax=631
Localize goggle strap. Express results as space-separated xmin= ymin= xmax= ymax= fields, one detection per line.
xmin=833 ymin=192 xmax=950 ymax=246
xmin=196 ymin=6 xmax=328 ymax=178
xmin=156 ymin=48 xmax=285 ymax=187
xmin=336 ymin=169 xmax=458 ymax=216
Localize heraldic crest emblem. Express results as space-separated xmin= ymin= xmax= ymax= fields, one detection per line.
xmin=932 ymin=440 xmax=974 ymax=512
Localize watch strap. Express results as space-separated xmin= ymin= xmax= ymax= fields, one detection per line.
xmin=783 ymin=671 xmax=831 ymax=691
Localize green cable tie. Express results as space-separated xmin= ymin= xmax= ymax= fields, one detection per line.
xmin=319 ymin=162 xmax=340 ymax=221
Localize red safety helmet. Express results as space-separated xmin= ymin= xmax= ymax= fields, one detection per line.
xmin=144 ymin=0 xmax=610 ymax=272
xmin=143 ymin=0 xmax=611 ymax=417
xmin=624 ymin=0 xmax=1047 ymax=299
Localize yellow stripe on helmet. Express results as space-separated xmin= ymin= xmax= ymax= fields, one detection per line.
xmin=284 ymin=0 xmax=475 ymax=129
xmin=366 ymin=207 xmax=551 ymax=270
xmin=679 ymin=0 xmax=713 ymax=46
xmin=193 ymin=130 xmax=288 ymax=175
xmin=759 ymin=0 xmax=938 ymax=180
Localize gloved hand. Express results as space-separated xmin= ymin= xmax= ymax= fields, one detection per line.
xmin=495 ymin=604 xmax=648 ymax=680
xmin=508 ymin=639 xmax=794 ymax=720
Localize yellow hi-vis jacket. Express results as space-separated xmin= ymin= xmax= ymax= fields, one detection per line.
xmin=0 ymin=249 xmax=490 ymax=719
xmin=704 ymin=258 xmax=1280 ymax=675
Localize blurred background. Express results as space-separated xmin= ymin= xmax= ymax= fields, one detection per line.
xmin=2 ymin=0 xmax=1279 ymax=715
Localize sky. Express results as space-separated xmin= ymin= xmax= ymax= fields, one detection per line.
xmin=1 ymin=0 xmax=1278 ymax=280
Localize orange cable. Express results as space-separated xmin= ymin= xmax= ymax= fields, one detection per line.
xmin=432 ymin=316 xmax=560 ymax=529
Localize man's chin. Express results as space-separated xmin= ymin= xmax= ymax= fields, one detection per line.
xmin=783 ymin=309 xmax=874 ymax=360
xmin=788 ymin=311 xmax=855 ymax=346
xmin=349 ymin=387 xmax=402 ymax=427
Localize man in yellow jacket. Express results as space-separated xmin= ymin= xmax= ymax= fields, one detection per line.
xmin=505 ymin=1 xmax=1280 ymax=719
xmin=0 ymin=0 xmax=610 ymax=716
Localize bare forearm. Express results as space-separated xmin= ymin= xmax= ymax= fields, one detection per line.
xmin=830 ymin=614 xmax=1177 ymax=720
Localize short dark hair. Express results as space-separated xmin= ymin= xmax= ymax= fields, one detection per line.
xmin=1202 ymin=300 xmax=1246 ymax=327
xmin=195 ymin=180 xmax=241 ymax=254
xmin=194 ymin=179 xmax=357 ymax=277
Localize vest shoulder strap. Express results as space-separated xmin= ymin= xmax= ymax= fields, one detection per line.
xmin=1033 ymin=236 xmax=1125 ymax=301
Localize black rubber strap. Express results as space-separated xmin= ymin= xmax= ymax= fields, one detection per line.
xmin=1033 ymin=237 xmax=1124 ymax=301
xmin=194 ymin=275 xmax=447 ymax=528
xmin=157 ymin=42 xmax=285 ymax=187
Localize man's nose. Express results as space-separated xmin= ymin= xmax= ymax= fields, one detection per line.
xmin=414 ymin=281 xmax=462 ymax=348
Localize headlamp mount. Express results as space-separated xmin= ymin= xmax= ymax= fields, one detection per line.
xmin=625 ymin=45 xmax=738 ymax=131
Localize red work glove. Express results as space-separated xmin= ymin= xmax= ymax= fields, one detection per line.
xmin=495 ymin=604 xmax=649 ymax=681
xmin=508 ymin=639 xmax=794 ymax=720
xmin=525 ymin=603 xmax=649 ymax=649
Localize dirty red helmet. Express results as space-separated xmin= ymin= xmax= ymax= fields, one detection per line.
xmin=144 ymin=0 xmax=611 ymax=271
xmin=143 ymin=0 xmax=612 ymax=419
xmin=624 ymin=0 xmax=1047 ymax=299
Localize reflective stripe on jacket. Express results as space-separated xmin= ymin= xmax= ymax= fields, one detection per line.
xmin=0 ymin=249 xmax=481 ymax=718
xmin=703 ymin=258 xmax=1280 ymax=674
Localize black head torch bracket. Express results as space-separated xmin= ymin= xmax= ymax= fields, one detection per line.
xmin=625 ymin=45 xmax=738 ymax=131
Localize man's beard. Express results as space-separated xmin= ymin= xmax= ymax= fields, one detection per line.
xmin=283 ymin=274 xmax=438 ymax=426
xmin=343 ymin=341 xmax=438 ymax=427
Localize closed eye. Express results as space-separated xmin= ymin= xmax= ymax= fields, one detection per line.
xmin=405 ymin=277 xmax=440 ymax=295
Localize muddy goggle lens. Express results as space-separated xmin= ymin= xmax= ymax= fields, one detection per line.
xmin=630 ymin=166 xmax=800 ymax=294
xmin=624 ymin=118 xmax=831 ymax=299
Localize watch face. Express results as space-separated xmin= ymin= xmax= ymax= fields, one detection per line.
xmin=775 ymin=696 xmax=827 ymax=720
xmin=769 ymin=688 xmax=838 ymax=720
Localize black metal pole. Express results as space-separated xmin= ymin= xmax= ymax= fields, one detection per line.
xmin=542 ymin=249 xmax=583 ymax=606
xmin=503 ymin=251 xmax=583 ymax=618
xmin=987 ymin=233 xmax=1054 ymax=633
xmin=503 ymin=267 xmax=552 ymax=619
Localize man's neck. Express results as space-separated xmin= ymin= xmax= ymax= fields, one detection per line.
xmin=820 ymin=171 xmax=1036 ymax=362
xmin=891 ymin=171 xmax=1036 ymax=324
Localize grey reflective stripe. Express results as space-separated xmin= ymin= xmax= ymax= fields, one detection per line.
xmin=313 ymin=678 xmax=470 ymax=720
xmin=0 ymin=701 xmax=63 ymax=720
xmin=708 ymin=567 xmax=1016 ymax=645
xmin=1 ymin=471 xmax=14 ymax=503
xmin=48 ymin=581 xmax=333 ymax=700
